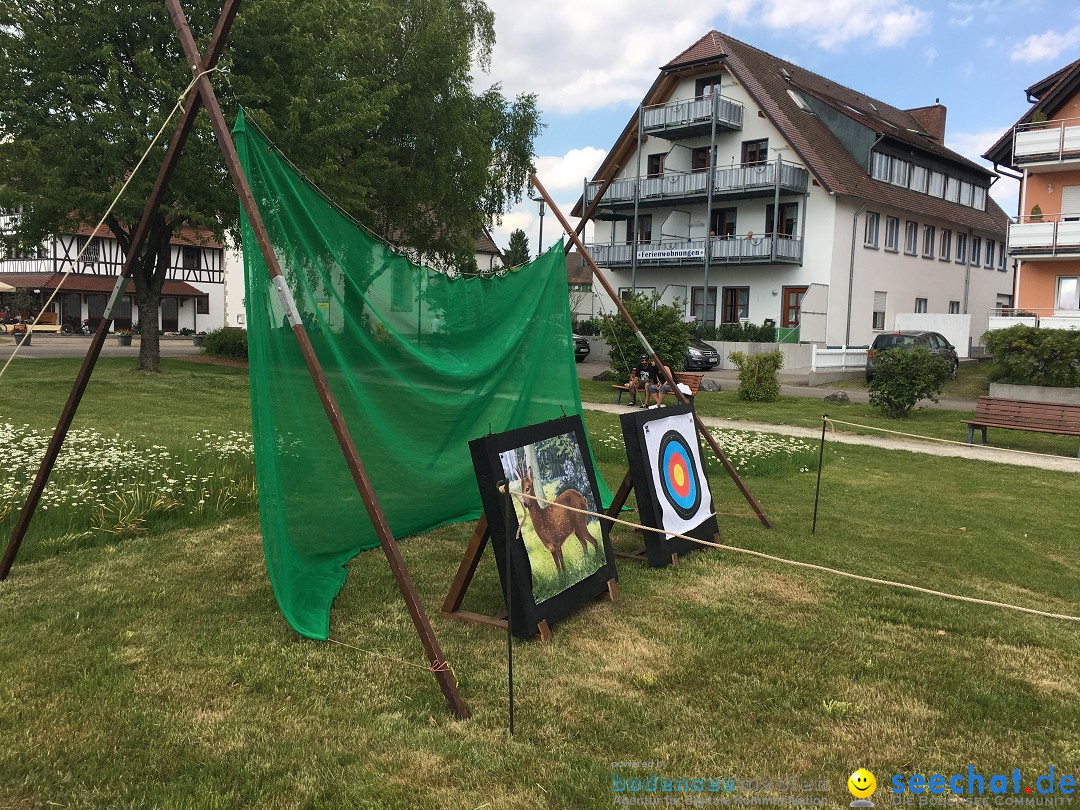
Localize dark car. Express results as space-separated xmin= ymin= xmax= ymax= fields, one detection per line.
xmin=684 ymin=336 xmax=720 ymax=370
xmin=573 ymin=334 xmax=591 ymax=363
xmin=865 ymin=330 xmax=958 ymax=382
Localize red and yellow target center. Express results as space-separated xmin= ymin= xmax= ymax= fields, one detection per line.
xmin=667 ymin=455 xmax=691 ymax=498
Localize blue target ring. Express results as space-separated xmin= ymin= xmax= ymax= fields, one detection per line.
xmin=656 ymin=430 xmax=701 ymax=520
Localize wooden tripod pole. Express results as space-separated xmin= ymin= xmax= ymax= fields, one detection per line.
xmin=528 ymin=173 xmax=771 ymax=528
xmin=167 ymin=0 xmax=468 ymax=719
xmin=0 ymin=0 xmax=241 ymax=581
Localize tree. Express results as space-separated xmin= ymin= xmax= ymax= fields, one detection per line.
xmin=503 ymin=228 xmax=530 ymax=267
xmin=597 ymin=292 xmax=691 ymax=382
xmin=0 ymin=0 xmax=541 ymax=371
xmin=867 ymin=346 xmax=949 ymax=417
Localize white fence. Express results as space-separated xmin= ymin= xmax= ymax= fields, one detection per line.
xmin=811 ymin=347 xmax=868 ymax=371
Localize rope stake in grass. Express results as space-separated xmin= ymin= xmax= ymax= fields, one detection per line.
xmin=812 ymin=413 xmax=827 ymax=534
xmin=508 ymin=489 xmax=1080 ymax=623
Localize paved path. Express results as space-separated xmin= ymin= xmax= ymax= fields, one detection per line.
xmin=1 ymin=333 xmax=201 ymax=360
xmin=583 ymin=401 xmax=1080 ymax=474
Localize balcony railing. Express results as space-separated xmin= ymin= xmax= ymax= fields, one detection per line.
xmin=1013 ymin=116 xmax=1080 ymax=165
xmin=641 ymin=96 xmax=743 ymax=138
xmin=585 ymin=160 xmax=809 ymax=209
xmin=986 ymin=307 xmax=1080 ymax=332
xmin=585 ymin=234 xmax=803 ymax=268
xmin=1007 ymin=213 xmax=1080 ymax=257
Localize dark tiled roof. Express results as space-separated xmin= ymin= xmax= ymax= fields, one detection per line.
xmin=566 ymin=251 xmax=592 ymax=285
xmin=580 ymin=30 xmax=1008 ymax=233
xmin=0 ymin=272 xmax=208 ymax=297
xmin=474 ymin=228 xmax=502 ymax=256
xmin=68 ymin=221 xmax=225 ymax=248
xmin=984 ymin=58 xmax=1080 ymax=168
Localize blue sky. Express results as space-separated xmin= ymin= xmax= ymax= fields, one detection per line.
xmin=475 ymin=0 xmax=1080 ymax=256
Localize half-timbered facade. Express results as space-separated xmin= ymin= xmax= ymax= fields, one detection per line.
xmin=0 ymin=213 xmax=225 ymax=332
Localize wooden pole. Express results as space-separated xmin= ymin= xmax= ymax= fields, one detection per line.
xmin=529 ymin=173 xmax=771 ymax=528
xmin=0 ymin=0 xmax=241 ymax=581
xmin=166 ymin=0 xmax=468 ymax=719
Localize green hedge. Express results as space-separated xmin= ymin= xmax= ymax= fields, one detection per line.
xmin=200 ymin=327 xmax=248 ymax=359
xmin=982 ymin=325 xmax=1080 ymax=388
xmin=867 ymin=346 xmax=949 ymax=417
xmin=729 ymin=350 xmax=783 ymax=402
xmin=598 ymin=292 xmax=691 ymax=381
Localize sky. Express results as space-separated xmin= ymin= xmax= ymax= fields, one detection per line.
xmin=472 ymin=0 xmax=1080 ymax=258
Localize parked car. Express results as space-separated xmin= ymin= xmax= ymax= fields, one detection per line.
xmin=865 ymin=331 xmax=958 ymax=382
xmin=573 ymin=334 xmax=591 ymax=363
xmin=684 ymin=336 xmax=720 ymax=370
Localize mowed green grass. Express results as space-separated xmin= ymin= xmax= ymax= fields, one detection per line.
xmin=0 ymin=358 xmax=1077 ymax=809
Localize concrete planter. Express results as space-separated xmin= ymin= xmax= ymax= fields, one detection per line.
xmin=989 ymin=383 xmax=1080 ymax=405
xmin=115 ymin=334 xmax=132 ymax=347
xmin=192 ymin=335 xmax=205 ymax=347
xmin=14 ymin=332 xmax=30 ymax=346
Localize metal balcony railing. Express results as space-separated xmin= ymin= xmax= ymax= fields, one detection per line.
xmin=1013 ymin=116 xmax=1080 ymax=163
xmin=641 ymin=96 xmax=743 ymax=136
xmin=986 ymin=307 xmax=1080 ymax=332
xmin=585 ymin=234 xmax=803 ymax=267
xmin=1007 ymin=212 xmax=1080 ymax=256
xmin=585 ymin=160 xmax=809 ymax=208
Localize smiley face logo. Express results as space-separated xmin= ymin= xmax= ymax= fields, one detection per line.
xmin=847 ymin=769 xmax=877 ymax=799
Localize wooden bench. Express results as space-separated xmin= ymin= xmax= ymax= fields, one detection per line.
xmin=613 ymin=372 xmax=705 ymax=405
xmin=29 ymin=312 xmax=62 ymax=333
xmin=963 ymin=396 xmax=1080 ymax=457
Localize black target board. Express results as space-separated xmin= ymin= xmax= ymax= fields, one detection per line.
xmin=620 ymin=403 xmax=718 ymax=566
xmin=469 ymin=415 xmax=618 ymax=638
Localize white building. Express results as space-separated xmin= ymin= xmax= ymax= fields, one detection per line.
xmin=574 ymin=31 xmax=1012 ymax=349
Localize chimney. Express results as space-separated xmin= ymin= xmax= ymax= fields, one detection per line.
xmin=907 ymin=101 xmax=947 ymax=142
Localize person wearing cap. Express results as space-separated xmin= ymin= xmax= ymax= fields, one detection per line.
xmin=627 ymin=354 xmax=653 ymax=406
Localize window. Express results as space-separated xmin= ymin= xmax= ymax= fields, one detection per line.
xmin=939 ymin=229 xmax=952 ymax=261
xmin=959 ymin=181 xmax=973 ymax=208
xmin=909 ymin=165 xmax=928 ymax=194
xmin=955 ymin=233 xmax=967 ymax=264
xmin=945 ymin=176 xmax=960 ymax=203
xmin=742 ymin=139 xmax=768 ymax=166
xmin=391 ymin=265 xmax=414 ymax=311
xmin=691 ymin=286 xmax=718 ymax=324
xmin=884 ymin=216 xmax=900 ymax=251
xmin=915 ymin=297 xmax=928 ymax=313
xmin=872 ymin=291 xmax=887 ymax=331
xmin=766 ymin=203 xmax=797 ymax=237
xmin=196 ymin=296 xmax=210 ymax=315
xmin=904 ymin=221 xmax=918 ymax=255
xmin=922 ymin=225 xmax=935 ymax=258
xmin=864 ymin=212 xmax=880 ymax=248
xmin=710 ymin=208 xmax=738 ymax=238
xmin=871 ymin=152 xmax=890 ymax=180
xmin=949 ymin=300 xmax=960 ymax=314
xmin=928 ymin=171 xmax=945 ymax=198
xmin=691 ymin=147 xmax=711 ymax=171
xmin=721 ymin=287 xmax=749 ymax=323
xmin=998 ymin=247 xmax=1007 ymax=271
xmin=985 ymin=239 xmax=995 ymax=268
xmin=1056 ymin=276 xmax=1079 ymax=310
xmin=889 ymin=157 xmax=911 ymax=187
xmin=76 ymin=235 xmax=100 ymax=262
xmin=182 ymin=246 xmax=201 ymax=271
xmin=695 ymin=75 xmax=723 ymax=97
xmin=970 ymin=236 xmax=981 ymax=266
xmin=972 ymin=186 xmax=987 ymax=210
xmin=647 ymin=153 xmax=665 ymax=178
xmin=626 ymin=214 xmax=652 ymax=244
xmin=781 ymin=286 xmax=807 ymax=329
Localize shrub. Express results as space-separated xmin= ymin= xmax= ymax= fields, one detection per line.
xmin=867 ymin=346 xmax=949 ymax=417
xmin=201 ymin=327 xmax=248 ymax=359
xmin=572 ymin=317 xmax=601 ymax=336
xmin=695 ymin=321 xmax=777 ymax=342
xmin=982 ymin=324 xmax=1080 ymax=388
xmin=729 ymin=350 xmax=783 ymax=402
xmin=597 ymin=292 xmax=691 ymax=382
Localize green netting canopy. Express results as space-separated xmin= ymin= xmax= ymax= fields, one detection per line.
xmin=234 ymin=110 xmax=609 ymax=640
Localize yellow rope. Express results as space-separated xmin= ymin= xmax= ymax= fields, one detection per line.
xmin=327 ymin=637 xmax=454 ymax=676
xmin=0 ymin=67 xmax=220 ymax=382
xmin=507 ymin=488 xmax=1080 ymax=623
xmin=824 ymin=417 xmax=1079 ymax=461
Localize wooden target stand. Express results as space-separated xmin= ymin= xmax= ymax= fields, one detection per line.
xmin=441 ymin=512 xmax=618 ymax=642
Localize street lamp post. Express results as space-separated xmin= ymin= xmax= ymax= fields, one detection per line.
xmin=528 ymin=188 xmax=546 ymax=255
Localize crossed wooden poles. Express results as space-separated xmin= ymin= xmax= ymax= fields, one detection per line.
xmin=1 ymin=0 xmax=768 ymax=722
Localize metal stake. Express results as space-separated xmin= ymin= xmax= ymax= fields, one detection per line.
xmin=812 ymin=414 xmax=827 ymax=534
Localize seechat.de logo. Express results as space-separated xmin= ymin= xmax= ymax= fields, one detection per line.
xmin=849 ymin=768 xmax=877 ymax=807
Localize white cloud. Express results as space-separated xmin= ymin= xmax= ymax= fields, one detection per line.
xmin=925 ymin=46 xmax=938 ymax=65
xmin=1010 ymin=24 xmax=1080 ymax=63
xmin=481 ymin=0 xmax=931 ymax=115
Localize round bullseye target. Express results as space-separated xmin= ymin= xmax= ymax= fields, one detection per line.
xmin=655 ymin=430 xmax=701 ymax=520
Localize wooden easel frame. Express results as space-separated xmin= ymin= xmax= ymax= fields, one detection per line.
xmin=1 ymin=0 xmax=468 ymax=720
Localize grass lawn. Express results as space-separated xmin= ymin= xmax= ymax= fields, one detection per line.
xmin=1 ymin=358 xmax=1078 ymax=808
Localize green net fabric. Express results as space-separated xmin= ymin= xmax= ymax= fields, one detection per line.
xmin=234 ymin=110 xmax=609 ymax=640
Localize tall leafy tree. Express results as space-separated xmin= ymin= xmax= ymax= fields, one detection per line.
xmin=503 ymin=228 xmax=530 ymax=267
xmin=0 ymin=0 xmax=541 ymax=371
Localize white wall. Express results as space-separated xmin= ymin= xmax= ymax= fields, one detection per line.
xmin=895 ymin=313 xmax=972 ymax=357
xmin=223 ymin=247 xmax=247 ymax=329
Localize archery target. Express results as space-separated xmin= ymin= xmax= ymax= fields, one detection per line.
xmin=657 ymin=430 xmax=701 ymax=519
xmin=641 ymin=411 xmax=714 ymax=538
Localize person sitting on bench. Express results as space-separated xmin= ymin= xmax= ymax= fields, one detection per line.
xmin=648 ymin=364 xmax=674 ymax=407
xmin=627 ymin=355 xmax=651 ymax=406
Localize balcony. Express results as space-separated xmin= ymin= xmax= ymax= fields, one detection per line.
xmin=1007 ymin=213 xmax=1080 ymax=259
xmin=641 ymin=95 xmax=743 ymax=140
xmin=986 ymin=308 xmax=1080 ymax=332
xmin=585 ymin=234 xmax=803 ymax=268
xmin=585 ymin=160 xmax=809 ymax=210
xmin=1013 ymin=117 xmax=1080 ymax=171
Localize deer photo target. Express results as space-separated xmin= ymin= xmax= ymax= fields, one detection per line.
xmin=469 ymin=416 xmax=617 ymax=637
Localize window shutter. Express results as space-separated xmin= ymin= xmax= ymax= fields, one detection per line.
xmin=873 ymin=291 xmax=887 ymax=311
xmin=1062 ymin=185 xmax=1080 ymax=217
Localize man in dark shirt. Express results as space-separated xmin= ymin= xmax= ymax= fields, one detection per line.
xmin=627 ymin=354 xmax=651 ymax=406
